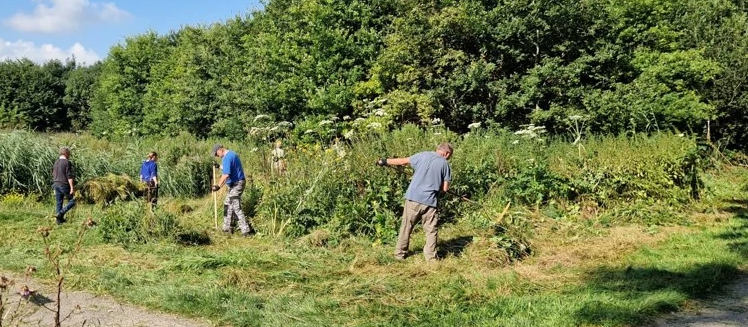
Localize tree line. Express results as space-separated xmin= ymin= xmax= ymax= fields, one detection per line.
xmin=1 ymin=0 xmax=746 ymax=149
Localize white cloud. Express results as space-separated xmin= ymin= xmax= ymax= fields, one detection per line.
xmin=5 ymin=0 xmax=131 ymax=34
xmin=0 ymin=38 xmax=100 ymax=65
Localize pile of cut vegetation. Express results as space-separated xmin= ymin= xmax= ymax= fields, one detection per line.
xmin=76 ymin=174 xmax=145 ymax=205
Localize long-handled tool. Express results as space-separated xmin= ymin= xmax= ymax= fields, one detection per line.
xmin=212 ymin=164 xmax=218 ymax=230
xmin=446 ymin=189 xmax=479 ymax=204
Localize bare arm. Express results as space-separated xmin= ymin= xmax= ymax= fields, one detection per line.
xmin=441 ymin=181 xmax=450 ymax=193
xmin=218 ymin=174 xmax=229 ymax=187
xmin=152 ymin=176 xmax=159 ymax=186
xmin=384 ymin=157 xmax=410 ymax=166
xmin=68 ymin=178 xmax=74 ymax=194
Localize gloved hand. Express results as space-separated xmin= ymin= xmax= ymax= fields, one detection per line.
xmin=211 ymin=185 xmax=220 ymax=192
xmin=376 ymin=158 xmax=388 ymax=166
xmin=212 ymin=162 xmax=220 ymax=169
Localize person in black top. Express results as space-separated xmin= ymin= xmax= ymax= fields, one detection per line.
xmin=52 ymin=147 xmax=76 ymax=224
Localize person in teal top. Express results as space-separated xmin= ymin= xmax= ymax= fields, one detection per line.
xmin=211 ymin=144 xmax=255 ymax=236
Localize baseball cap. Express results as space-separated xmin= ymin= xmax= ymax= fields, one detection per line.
xmin=211 ymin=144 xmax=223 ymax=157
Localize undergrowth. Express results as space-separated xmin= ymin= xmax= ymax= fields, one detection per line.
xmin=1 ymin=127 xmax=708 ymax=260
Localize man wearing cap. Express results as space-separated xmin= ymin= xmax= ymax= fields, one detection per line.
xmin=211 ymin=144 xmax=255 ymax=236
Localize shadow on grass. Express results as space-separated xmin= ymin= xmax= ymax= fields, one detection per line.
xmin=176 ymin=230 xmax=212 ymax=246
xmin=406 ymin=235 xmax=474 ymax=259
xmin=575 ymin=263 xmax=742 ymax=326
xmin=437 ymin=235 xmax=474 ymax=259
xmin=576 ymin=197 xmax=748 ymax=325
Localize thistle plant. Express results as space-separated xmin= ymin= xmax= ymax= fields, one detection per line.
xmin=36 ymin=217 xmax=94 ymax=327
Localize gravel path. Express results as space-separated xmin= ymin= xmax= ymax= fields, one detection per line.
xmin=1 ymin=271 xmax=210 ymax=327
xmin=653 ymin=275 xmax=748 ymax=327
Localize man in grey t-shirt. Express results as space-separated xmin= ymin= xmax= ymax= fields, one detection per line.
xmin=376 ymin=143 xmax=453 ymax=260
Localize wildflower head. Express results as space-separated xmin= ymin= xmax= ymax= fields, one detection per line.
xmin=0 ymin=276 xmax=11 ymax=290
xmin=36 ymin=226 xmax=51 ymax=238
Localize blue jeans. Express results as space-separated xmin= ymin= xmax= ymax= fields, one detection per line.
xmin=54 ymin=184 xmax=76 ymax=219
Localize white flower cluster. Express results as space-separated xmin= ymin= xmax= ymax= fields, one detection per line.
xmin=373 ymin=108 xmax=386 ymax=117
xmin=343 ymin=130 xmax=355 ymax=139
xmin=467 ymin=122 xmax=481 ymax=129
xmin=514 ymin=124 xmax=546 ymax=141
xmin=568 ymin=115 xmax=584 ymax=121
xmin=249 ymin=127 xmax=262 ymax=136
xmin=253 ymin=114 xmax=271 ymax=122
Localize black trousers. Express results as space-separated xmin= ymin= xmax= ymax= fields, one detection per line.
xmin=145 ymin=181 xmax=158 ymax=205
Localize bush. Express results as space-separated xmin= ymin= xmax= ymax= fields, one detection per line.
xmin=98 ymin=202 xmax=180 ymax=245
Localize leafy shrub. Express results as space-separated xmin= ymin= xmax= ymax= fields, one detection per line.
xmin=98 ymin=202 xmax=180 ymax=245
xmin=504 ymin=162 xmax=572 ymax=205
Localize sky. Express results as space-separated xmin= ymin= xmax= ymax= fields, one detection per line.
xmin=0 ymin=0 xmax=263 ymax=65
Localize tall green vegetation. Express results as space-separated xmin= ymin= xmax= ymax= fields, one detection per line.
xmin=1 ymin=0 xmax=746 ymax=150
xmin=0 ymin=128 xmax=705 ymax=244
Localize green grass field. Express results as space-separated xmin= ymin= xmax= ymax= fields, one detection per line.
xmin=1 ymin=166 xmax=746 ymax=326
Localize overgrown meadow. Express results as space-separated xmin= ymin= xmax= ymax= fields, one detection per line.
xmin=1 ymin=124 xmax=706 ymax=259
xmin=2 ymin=125 xmax=748 ymax=326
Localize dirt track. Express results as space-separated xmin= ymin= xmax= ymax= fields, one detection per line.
xmin=1 ymin=271 xmax=209 ymax=327
xmin=653 ymin=275 xmax=748 ymax=327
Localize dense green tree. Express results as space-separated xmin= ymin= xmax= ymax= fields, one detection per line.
xmin=0 ymin=59 xmax=77 ymax=131
xmin=90 ymin=32 xmax=173 ymax=136
xmin=2 ymin=0 xmax=744 ymax=149
xmin=64 ymin=62 xmax=102 ymax=131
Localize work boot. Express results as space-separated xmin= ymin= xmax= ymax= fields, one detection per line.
xmin=56 ymin=212 xmax=66 ymax=225
xmin=242 ymin=228 xmax=256 ymax=237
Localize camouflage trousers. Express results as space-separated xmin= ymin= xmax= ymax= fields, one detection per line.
xmin=223 ymin=179 xmax=252 ymax=234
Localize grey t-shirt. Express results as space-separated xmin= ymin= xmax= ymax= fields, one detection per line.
xmin=405 ymin=151 xmax=452 ymax=207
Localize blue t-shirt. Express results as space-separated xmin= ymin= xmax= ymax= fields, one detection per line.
xmin=404 ymin=151 xmax=452 ymax=207
xmin=222 ymin=150 xmax=245 ymax=185
xmin=139 ymin=160 xmax=158 ymax=182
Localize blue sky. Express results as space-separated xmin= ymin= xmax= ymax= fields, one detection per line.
xmin=0 ymin=0 xmax=263 ymax=65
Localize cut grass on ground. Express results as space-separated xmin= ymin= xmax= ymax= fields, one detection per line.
xmin=1 ymin=168 xmax=747 ymax=326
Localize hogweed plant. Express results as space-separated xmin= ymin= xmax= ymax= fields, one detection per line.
xmin=566 ymin=114 xmax=588 ymax=159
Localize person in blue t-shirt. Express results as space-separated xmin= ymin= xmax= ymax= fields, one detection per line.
xmin=211 ymin=144 xmax=255 ymax=236
xmin=376 ymin=143 xmax=453 ymax=261
xmin=139 ymin=152 xmax=159 ymax=206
